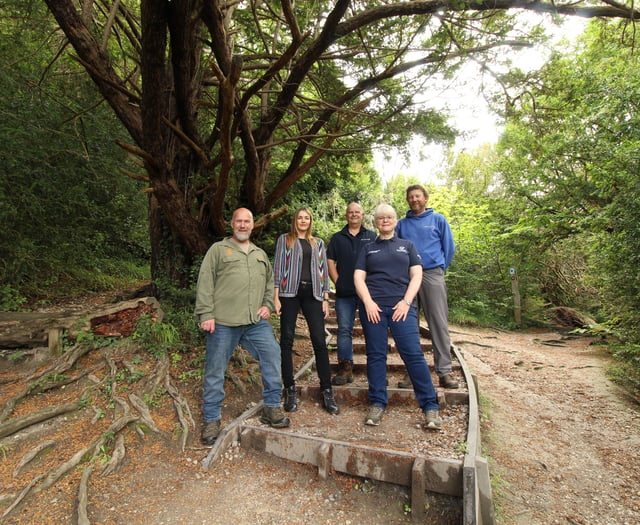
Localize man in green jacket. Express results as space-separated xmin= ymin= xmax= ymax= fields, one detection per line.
xmin=195 ymin=208 xmax=289 ymax=445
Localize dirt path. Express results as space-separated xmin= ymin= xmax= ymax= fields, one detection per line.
xmin=151 ymin=326 xmax=639 ymax=525
xmin=2 ymin=321 xmax=639 ymax=524
xmin=454 ymin=326 xmax=640 ymax=524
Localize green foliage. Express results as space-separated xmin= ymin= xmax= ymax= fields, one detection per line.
xmin=132 ymin=314 xmax=180 ymax=359
xmin=607 ymin=343 xmax=640 ymax=397
xmin=258 ymin=158 xmax=384 ymax=251
xmin=7 ymin=351 xmax=26 ymax=362
xmin=0 ymin=4 xmax=149 ymax=306
xmin=144 ymin=386 xmax=167 ymax=408
xmin=0 ymin=286 xmax=27 ymax=311
xmin=484 ymin=19 xmax=640 ymax=382
xmin=178 ymin=369 xmax=203 ymax=383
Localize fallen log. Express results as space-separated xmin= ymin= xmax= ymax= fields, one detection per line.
xmin=0 ymin=297 xmax=165 ymax=350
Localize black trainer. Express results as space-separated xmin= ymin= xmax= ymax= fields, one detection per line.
xmin=283 ymin=385 xmax=298 ymax=412
xmin=321 ymin=388 xmax=340 ymax=415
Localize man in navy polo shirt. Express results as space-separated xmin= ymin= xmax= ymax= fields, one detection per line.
xmin=327 ymin=203 xmax=376 ymax=385
xmin=354 ymin=203 xmax=441 ymax=430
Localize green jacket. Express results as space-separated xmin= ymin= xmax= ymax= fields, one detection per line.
xmin=194 ymin=238 xmax=276 ymax=326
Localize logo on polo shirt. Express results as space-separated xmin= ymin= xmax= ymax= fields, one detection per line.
xmin=396 ymin=246 xmax=408 ymax=253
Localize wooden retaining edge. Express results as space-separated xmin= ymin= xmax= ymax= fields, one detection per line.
xmin=239 ymin=424 xmax=463 ymax=496
xmin=454 ymin=345 xmax=495 ymax=525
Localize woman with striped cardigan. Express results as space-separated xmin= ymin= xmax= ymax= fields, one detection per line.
xmin=273 ymin=207 xmax=339 ymax=415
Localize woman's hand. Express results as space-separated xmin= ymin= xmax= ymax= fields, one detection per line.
xmin=322 ymin=300 xmax=329 ymax=318
xmin=364 ymin=299 xmax=381 ymax=323
xmin=274 ymin=296 xmax=281 ymax=316
xmin=392 ymin=300 xmax=411 ymax=322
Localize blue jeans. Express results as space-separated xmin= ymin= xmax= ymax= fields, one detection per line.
xmin=334 ymin=295 xmax=358 ymax=361
xmin=279 ymin=283 xmax=332 ymax=390
xmin=359 ymin=304 xmax=439 ymax=412
xmin=202 ymin=320 xmax=282 ymax=422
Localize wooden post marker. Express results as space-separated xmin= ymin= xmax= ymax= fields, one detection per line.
xmin=509 ymin=267 xmax=521 ymax=327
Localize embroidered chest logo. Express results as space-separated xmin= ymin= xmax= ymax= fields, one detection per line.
xmin=396 ymin=246 xmax=408 ymax=254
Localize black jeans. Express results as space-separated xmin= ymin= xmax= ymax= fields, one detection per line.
xmin=279 ymin=282 xmax=331 ymax=390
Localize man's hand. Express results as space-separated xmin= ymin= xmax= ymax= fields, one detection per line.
xmin=200 ymin=319 xmax=216 ymax=333
xmin=257 ymin=306 xmax=271 ymax=320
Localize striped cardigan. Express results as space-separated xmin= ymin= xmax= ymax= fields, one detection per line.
xmin=273 ymin=234 xmax=330 ymax=301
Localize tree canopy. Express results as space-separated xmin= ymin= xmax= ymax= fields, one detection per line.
xmin=39 ymin=0 xmax=640 ymax=282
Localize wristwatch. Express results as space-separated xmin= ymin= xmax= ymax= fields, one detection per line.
xmin=402 ymin=298 xmax=411 ymax=306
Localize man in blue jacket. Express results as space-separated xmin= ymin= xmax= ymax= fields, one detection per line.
xmin=395 ymin=185 xmax=459 ymax=389
xmin=327 ymin=203 xmax=376 ymax=385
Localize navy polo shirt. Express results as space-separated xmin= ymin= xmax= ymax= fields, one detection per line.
xmin=355 ymin=236 xmax=422 ymax=307
xmin=327 ymin=225 xmax=376 ymax=297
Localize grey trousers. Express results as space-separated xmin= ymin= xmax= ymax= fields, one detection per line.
xmin=416 ymin=267 xmax=452 ymax=377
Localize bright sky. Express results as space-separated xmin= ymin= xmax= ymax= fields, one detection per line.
xmin=374 ymin=15 xmax=588 ymax=185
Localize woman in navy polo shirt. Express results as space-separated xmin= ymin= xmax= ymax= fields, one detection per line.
xmin=354 ymin=203 xmax=441 ymax=430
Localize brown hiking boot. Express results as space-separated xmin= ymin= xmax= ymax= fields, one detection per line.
xmin=331 ymin=359 xmax=354 ymax=385
xmin=201 ymin=420 xmax=221 ymax=445
xmin=397 ymin=373 xmax=411 ymax=389
xmin=439 ymin=374 xmax=459 ymax=389
xmin=260 ymin=406 xmax=290 ymax=428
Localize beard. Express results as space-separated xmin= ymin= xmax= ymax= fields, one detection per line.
xmin=234 ymin=231 xmax=250 ymax=241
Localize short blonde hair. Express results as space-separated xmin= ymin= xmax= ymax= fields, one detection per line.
xmin=373 ymin=203 xmax=397 ymax=220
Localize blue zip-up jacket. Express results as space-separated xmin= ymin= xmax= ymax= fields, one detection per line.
xmin=395 ymin=208 xmax=455 ymax=270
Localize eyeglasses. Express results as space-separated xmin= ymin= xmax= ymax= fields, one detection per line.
xmin=375 ymin=216 xmax=395 ymax=222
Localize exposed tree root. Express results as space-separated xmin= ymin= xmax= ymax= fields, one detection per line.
xmin=25 ymin=343 xmax=93 ymax=383
xmin=0 ymin=296 xmax=214 ymax=522
xmin=139 ymin=353 xmax=170 ymax=395
xmin=35 ymin=412 xmax=139 ymax=496
xmin=1 ymin=473 xmax=45 ymax=518
xmin=1 ymin=344 xmax=99 ymax=423
xmin=128 ymin=393 xmax=160 ymax=433
xmin=0 ymin=403 xmax=78 ymax=439
xmin=0 ymin=323 xmax=213 ymax=523
xmin=165 ymin=377 xmax=195 ymax=451
xmin=75 ymin=464 xmax=94 ymax=525
xmin=101 ymin=434 xmax=126 ymax=476
xmin=227 ymin=370 xmax=247 ymax=393
xmin=12 ymin=440 xmax=57 ymax=478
